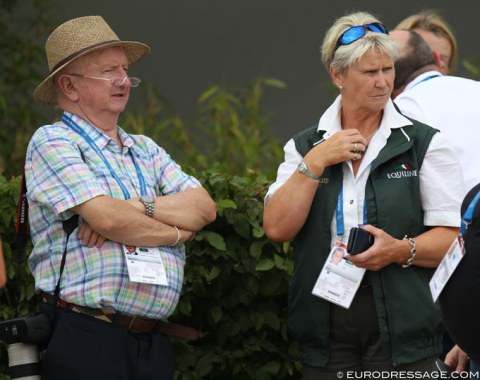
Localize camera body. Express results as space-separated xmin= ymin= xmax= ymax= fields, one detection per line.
xmin=0 ymin=314 xmax=50 ymax=345
xmin=0 ymin=314 xmax=50 ymax=379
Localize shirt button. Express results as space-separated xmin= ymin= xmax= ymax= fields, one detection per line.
xmin=350 ymin=200 xmax=354 ymax=204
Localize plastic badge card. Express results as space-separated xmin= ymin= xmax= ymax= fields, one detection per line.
xmin=429 ymin=235 xmax=465 ymax=302
xmin=124 ymin=246 xmax=169 ymax=286
xmin=312 ymin=242 xmax=366 ymax=309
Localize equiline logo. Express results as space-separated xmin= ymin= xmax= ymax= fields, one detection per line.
xmin=386 ymin=163 xmax=418 ymax=179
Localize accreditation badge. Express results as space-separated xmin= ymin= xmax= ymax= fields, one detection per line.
xmin=124 ymin=246 xmax=169 ymax=286
xmin=312 ymin=241 xmax=366 ymax=309
xmin=429 ymin=235 xmax=466 ymax=302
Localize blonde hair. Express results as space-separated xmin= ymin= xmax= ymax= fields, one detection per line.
xmin=395 ymin=10 xmax=457 ymax=73
xmin=321 ymin=12 xmax=398 ymax=73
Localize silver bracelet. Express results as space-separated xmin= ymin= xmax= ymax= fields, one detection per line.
xmin=170 ymin=226 xmax=180 ymax=246
xmin=402 ymin=235 xmax=417 ymax=268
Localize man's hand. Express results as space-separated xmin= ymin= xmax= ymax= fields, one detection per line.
xmin=78 ymin=221 xmax=107 ymax=248
xmin=444 ymin=344 xmax=469 ymax=373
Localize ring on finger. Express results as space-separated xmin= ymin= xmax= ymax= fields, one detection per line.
xmin=354 ymin=143 xmax=358 ymax=152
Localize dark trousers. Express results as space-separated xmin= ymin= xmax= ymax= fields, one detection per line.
xmin=302 ymin=286 xmax=436 ymax=380
xmin=40 ymin=306 xmax=175 ymax=380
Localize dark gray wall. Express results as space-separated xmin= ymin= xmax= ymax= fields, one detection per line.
xmin=52 ymin=1 xmax=480 ymax=143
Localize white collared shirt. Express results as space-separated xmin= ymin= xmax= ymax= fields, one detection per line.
xmin=395 ymin=71 xmax=480 ymax=192
xmin=266 ymin=97 xmax=464 ymax=246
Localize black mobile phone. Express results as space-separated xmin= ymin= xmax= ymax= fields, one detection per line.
xmin=346 ymin=227 xmax=374 ymax=255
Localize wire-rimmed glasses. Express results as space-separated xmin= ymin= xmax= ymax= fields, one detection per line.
xmin=67 ymin=73 xmax=141 ymax=87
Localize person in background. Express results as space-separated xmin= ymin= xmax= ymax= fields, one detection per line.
xmin=26 ymin=15 xmax=216 ymax=380
xmin=439 ymin=183 xmax=480 ymax=375
xmin=263 ymin=11 xmax=463 ymax=380
xmin=391 ymin=29 xmax=480 ymax=193
xmin=391 ymin=28 xmax=480 ymax=374
xmin=395 ymin=10 xmax=457 ymax=75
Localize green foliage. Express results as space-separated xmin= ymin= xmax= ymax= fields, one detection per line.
xmin=170 ymin=168 xmax=298 ymax=379
xmin=462 ymin=57 xmax=480 ymax=80
xmin=193 ymin=78 xmax=286 ymax=175
xmin=122 ymin=78 xmax=285 ymax=177
xmin=0 ymin=0 xmax=56 ymax=177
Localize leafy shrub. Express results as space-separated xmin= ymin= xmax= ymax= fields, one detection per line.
xmin=171 ymin=167 xmax=299 ymax=379
xmin=0 ymin=169 xmax=301 ymax=379
xmin=0 ymin=0 xmax=55 ymax=177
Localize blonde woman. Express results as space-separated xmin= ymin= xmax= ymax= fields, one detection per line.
xmin=395 ymin=10 xmax=458 ymax=74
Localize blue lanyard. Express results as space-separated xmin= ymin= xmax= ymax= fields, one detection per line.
xmin=411 ymin=74 xmax=441 ymax=89
xmin=460 ymin=191 xmax=480 ymax=236
xmin=336 ymin=183 xmax=368 ymax=236
xmin=62 ymin=114 xmax=147 ymax=199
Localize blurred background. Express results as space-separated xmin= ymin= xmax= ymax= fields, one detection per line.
xmin=51 ymin=0 xmax=480 ymax=142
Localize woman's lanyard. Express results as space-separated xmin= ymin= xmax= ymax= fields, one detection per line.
xmin=336 ymin=183 xmax=367 ymax=237
xmin=460 ymin=191 xmax=480 ymax=237
xmin=62 ymin=114 xmax=147 ymax=199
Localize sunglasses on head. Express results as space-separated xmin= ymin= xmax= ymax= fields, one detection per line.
xmin=334 ymin=22 xmax=389 ymax=52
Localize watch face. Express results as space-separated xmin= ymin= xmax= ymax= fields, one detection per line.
xmin=297 ymin=161 xmax=319 ymax=180
xmin=141 ymin=195 xmax=155 ymax=204
xmin=298 ymin=162 xmax=307 ymax=173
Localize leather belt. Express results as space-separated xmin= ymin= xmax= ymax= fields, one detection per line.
xmin=39 ymin=292 xmax=201 ymax=341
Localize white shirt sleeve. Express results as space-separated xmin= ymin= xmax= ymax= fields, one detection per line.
xmin=420 ymin=131 xmax=465 ymax=227
xmin=265 ymin=138 xmax=303 ymax=202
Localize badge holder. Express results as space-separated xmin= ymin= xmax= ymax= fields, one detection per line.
xmin=124 ymin=246 xmax=169 ymax=286
xmin=312 ymin=241 xmax=366 ymax=309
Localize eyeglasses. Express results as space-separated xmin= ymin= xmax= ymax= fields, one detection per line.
xmin=334 ymin=23 xmax=389 ymax=52
xmin=67 ymin=74 xmax=141 ymax=88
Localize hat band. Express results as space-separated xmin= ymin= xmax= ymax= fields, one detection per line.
xmin=50 ymin=40 xmax=120 ymax=73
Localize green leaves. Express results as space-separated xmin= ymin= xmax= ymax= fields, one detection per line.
xmin=172 ymin=169 xmax=299 ymax=379
xmin=202 ymin=231 xmax=226 ymax=251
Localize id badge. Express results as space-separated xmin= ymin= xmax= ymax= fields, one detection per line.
xmin=124 ymin=246 xmax=169 ymax=286
xmin=312 ymin=241 xmax=366 ymax=309
xmin=429 ymin=235 xmax=466 ymax=302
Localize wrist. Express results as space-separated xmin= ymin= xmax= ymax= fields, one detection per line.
xmin=304 ymin=158 xmax=325 ymax=178
xmin=140 ymin=195 xmax=155 ymax=217
xmin=297 ymin=160 xmax=323 ymax=181
xmin=401 ymin=235 xmax=417 ymax=268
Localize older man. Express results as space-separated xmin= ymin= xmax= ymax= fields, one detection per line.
xmin=391 ymin=28 xmax=479 ymax=374
xmin=391 ymin=29 xmax=480 ymax=193
xmin=26 ymin=16 xmax=216 ymax=380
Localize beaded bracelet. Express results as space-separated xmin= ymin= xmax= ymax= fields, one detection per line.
xmin=170 ymin=226 xmax=180 ymax=246
xmin=401 ymin=235 xmax=417 ymax=268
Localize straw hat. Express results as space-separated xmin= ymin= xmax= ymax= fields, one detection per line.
xmin=33 ymin=15 xmax=150 ymax=105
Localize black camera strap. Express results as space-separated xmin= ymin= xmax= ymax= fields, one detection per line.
xmin=15 ymin=164 xmax=80 ymax=307
xmin=14 ymin=170 xmax=30 ymax=264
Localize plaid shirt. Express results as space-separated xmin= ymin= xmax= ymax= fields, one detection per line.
xmin=25 ymin=112 xmax=200 ymax=319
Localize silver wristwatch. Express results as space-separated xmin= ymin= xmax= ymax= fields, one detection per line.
xmin=297 ymin=161 xmax=320 ymax=180
xmin=140 ymin=195 xmax=155 ymax=217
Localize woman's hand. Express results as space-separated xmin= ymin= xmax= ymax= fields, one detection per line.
xmin=346 ymin=225 xmax=407 ymax=271
xmin=304 ymin=129 xmax=368 ymax=174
